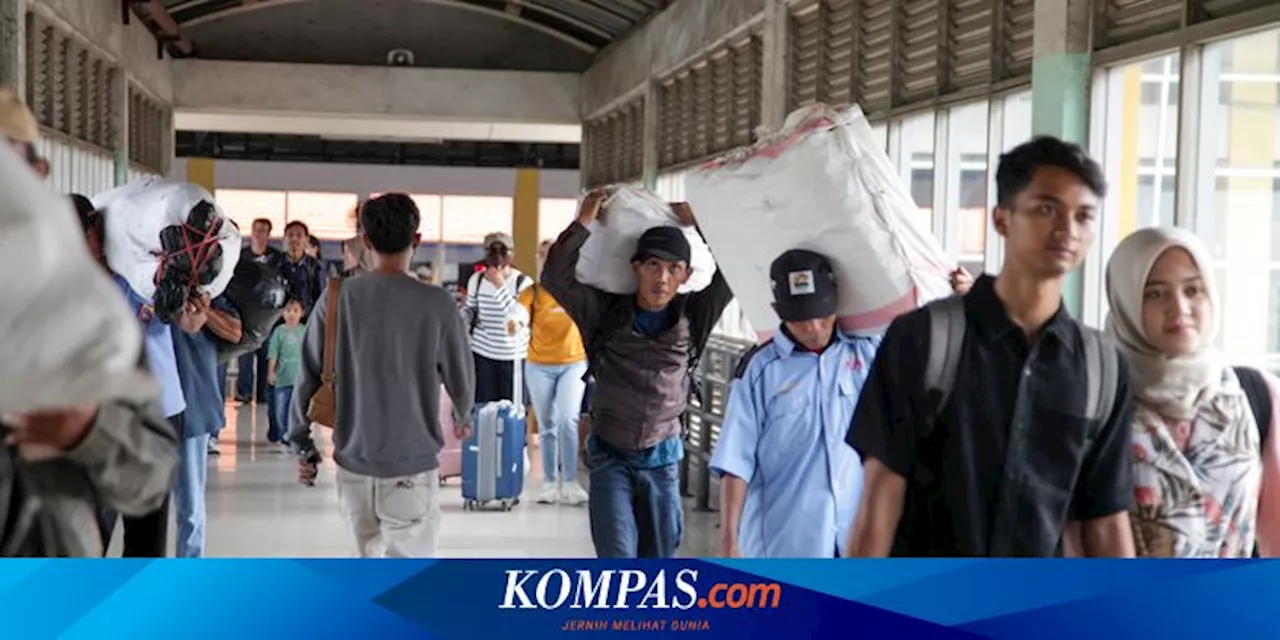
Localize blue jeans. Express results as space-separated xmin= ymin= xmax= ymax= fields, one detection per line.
xmin=235 ymin=349 xmax=265 ymax=400
xmin=526 ymin=361 xmax=588 ymax=483
xmin=271 ymin=386 xmax=294 ymax=443
xmin=217 ymin=362 xmax=229 ymax=402
xmin=586 ymin=448 xmax=683 ymax=558
xmin=174 ymin=433 xmax=210 ymax=558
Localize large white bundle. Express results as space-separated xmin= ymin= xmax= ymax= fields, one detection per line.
xmin=686 ymin=103 xmax=954 ymax=339
xmin=94 ymin=177 xmax=240 ymax=303
xmin=0 ymin=145 xmax=155 ymax=414
xmin=575 ymin=186 xmax=717 ymax=295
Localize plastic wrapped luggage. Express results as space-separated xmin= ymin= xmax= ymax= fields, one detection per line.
xmin=574 ymin=186 xmax=717 ymax=295
xmin=0 ymin=144 xmax=154 ymax=417
xmin=93 ymin=178 xmax=240 ymax=323
xmin=215 ymin=259 xmax=288 ymax=364
xmin=685 ymin=103 xmax=954 ymax=339
xmin=438 ymin=385 xmax=462 ymax=483
xmin=461 ymin=362 xmax=526 ymax=511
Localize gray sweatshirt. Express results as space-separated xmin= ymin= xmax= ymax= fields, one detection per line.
xmin=289 ymin=272 xmax=475 ymax=478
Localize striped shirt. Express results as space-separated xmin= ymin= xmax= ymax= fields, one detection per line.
xmin=466 ymin=269 xmax=533 ymax=361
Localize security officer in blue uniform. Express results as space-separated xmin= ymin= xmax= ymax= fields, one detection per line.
xmin=710 ymin=249 xmax=880 ymax=557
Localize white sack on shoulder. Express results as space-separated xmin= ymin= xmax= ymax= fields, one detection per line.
xmin=0 ymin=145 xmax=155 ymax=414
xmin=95 ymin=177 xmax=240 ymax=302
xmin=574 ymin=186 xmax=717 ymax=295
xmin=686 ymin=103 xmax=954 ymax=339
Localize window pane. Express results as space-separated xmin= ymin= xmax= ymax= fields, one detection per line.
xmin=216 ymin=189 xmax=287 ymax=238
xmin=411 ymin=195 xmax=443 ymax=242
xmin=869 ymin=122 xmax=888 ymax=153
xmin=1002 ymin=91 xmax=1032 ymax=151
xmin=1100 ymin=52 xmax=1181 ymax=266
xmin=946 ymin=101 xmax=989 ymax=272
xmin=898 ymin=112 xmax=936 ymax=228
xmin=286 ymin=191 xmax=359 ymax=240
xmin=540 ymin=198 xmax=579 ymax=242
xmin=1199 ymin=28 xmax=1280 ymax=361
xmin=442 ymin=196 xmax=512 ymax=245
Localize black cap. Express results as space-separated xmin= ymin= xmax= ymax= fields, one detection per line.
xmin=631 ymin=226 xmax=691 ymax=264
xmin=770 ymin=249 xmax=838 ymax=322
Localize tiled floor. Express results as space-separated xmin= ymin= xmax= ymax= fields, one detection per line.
xmin=160 ymin=401 xmax=720 ymax=558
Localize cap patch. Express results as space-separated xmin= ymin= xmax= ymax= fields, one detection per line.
xmin=788 ymin=270 xmax=816 ymax=296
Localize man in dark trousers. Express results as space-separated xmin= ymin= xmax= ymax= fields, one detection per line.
xmin=542 ymin=190 xmax=733 ymax=558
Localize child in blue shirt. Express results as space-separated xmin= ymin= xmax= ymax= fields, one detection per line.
xmin=267 ymin=298 xmax=307 ymax=445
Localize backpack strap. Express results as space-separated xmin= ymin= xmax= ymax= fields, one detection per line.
xmin=923 ymin=295 xmax=966 ymax=439
xmin=1082 ymin=329 xmax=1119 ymax=424
xmin=1233 ymin=366 xmax=1272 ymax=447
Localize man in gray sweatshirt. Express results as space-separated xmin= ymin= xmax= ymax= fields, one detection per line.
xmin=290 ymin=193 xmax=475 ymax=558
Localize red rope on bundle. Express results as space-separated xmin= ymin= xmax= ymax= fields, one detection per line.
xmin=153 ymin=216 xmax=224 ymax=289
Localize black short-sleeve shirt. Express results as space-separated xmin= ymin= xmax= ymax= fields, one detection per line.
xmin=846 ymin=275 xmax=1134 ymax=557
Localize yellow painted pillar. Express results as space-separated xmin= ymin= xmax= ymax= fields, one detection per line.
xmin=1116 ymin=65 xmax=1142 ymax=240
xmin=186 ymin=157 xmax=216 ymax=194
xmin=513 ymin=168 xmax=541 ymax=277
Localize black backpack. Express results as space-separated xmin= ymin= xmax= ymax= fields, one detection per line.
xmin=1235 ymin=366 xmax=1272 ymax=447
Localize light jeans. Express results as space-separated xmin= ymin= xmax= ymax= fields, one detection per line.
xmin=336 ymin=467 xmax=442 ymax=558
xmin=525 ymin=361 xmax=588 ymax=484
xmin=173 ymin=433 xmax=210 ymax=558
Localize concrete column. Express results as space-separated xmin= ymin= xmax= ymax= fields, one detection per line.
xmin=159 ymin=107 xmax=174 ymax=178
xmin=760 ymin=0 xmax=790 ymax=131
xmin=642 ymin=79 xmax=659 ymax=189
xmin=0 ymin=0 xmax=24 ymax=94
xmin=512 ymin=167 xmax=541 ymax=276
xmin=1031 ymin=0 xmax=1091 ymax=315
xmin=113 ymin=70 xmax=129 ymax=186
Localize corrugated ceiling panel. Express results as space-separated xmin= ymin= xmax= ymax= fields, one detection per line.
xmin=1097 ymin=0 xmax=1183 ymax=49
xmin=900 ymin=0 xmax=940 ymax=104
xmin=789 ymin=4 xmax=822 ymax=111
xmin=859 ymin=0 xmax=894 ymax=113
xmin=1003 ymin=0 xmax=1034 ymax=79
xmin=950 ymin=0 xmax=993 ymax=91
xmin=824 ymin=0 xmax=857 ymax=106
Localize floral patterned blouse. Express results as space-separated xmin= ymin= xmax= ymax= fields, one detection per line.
xmin=1130 ymin=368 xmax=1273 ymax=558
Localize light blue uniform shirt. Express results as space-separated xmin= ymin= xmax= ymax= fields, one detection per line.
xmin=709 ymin=329 xmax=880 ymax=558
xmin=113 ymin=274 xmax=186 ymax=419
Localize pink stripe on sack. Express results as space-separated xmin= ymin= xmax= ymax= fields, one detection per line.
xmin=694 ymin=114 xmax=834 ymax=172
xmin=837 ymin=287 xmax=921 ymax=333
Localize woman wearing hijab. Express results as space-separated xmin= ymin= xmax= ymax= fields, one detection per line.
xmin=1104 ymin=227 xmax=1279 ymax=557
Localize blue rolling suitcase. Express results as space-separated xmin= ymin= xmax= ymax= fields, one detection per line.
xmin=461 ymin=361 xmax=527 ymax=511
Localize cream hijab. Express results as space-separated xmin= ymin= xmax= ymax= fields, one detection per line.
xmin=1104 ymin=227 xmax=1225 ymax=419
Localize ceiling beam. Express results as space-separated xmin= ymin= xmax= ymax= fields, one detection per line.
xmin=180 ymin=0 xmax=599 ymax=53
xmin=130 ymin=0 xmax=195 ymax=56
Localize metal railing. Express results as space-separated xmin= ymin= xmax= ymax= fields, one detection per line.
xmin=682 ymin=334 xmax=754 ymax=512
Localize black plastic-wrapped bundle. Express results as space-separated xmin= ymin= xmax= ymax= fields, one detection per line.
xmin=215 ymin=259 xmax=288 ymax=364
xmin=153 ymin=200 xmax=225 ymax=324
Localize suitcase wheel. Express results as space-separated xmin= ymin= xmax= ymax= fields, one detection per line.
xmin=501 ymin=500 xmax=513 ymax=512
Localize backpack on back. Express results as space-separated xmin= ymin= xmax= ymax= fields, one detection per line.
xmin=1233 ymin=366 xmax=1272 ymax=447
xmin=922 ymin=294 xmax=1120 ymax=440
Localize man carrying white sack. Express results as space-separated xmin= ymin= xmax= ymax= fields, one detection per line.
xmin=542 ymin=190 xmax=733 ymax=558
xmin=0 ymin=87 xmax=178 ymax=557
xmin=710 ymin=249 xmax=879 ymax=558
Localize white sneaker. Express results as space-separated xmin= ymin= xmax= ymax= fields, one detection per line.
xmin=536 ymin=482 xmax=559 ymax=504
xmin=560 ymin=482 xmax=589 ymax=506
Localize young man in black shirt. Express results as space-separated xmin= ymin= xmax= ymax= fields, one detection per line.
xmin=846 ymin=136 xmax=1136 ymax=558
